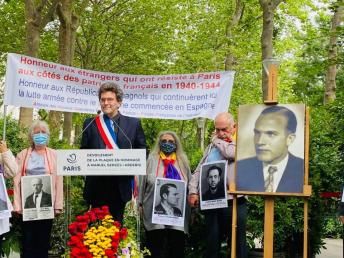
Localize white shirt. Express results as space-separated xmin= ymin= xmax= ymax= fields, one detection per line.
xmin=263 ymin=154 xmax=289 ymax=192
xmin=33 ymin=191 xmax=43 ymax=209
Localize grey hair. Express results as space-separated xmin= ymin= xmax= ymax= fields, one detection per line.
xmin=149 ymin=131 xmax=190 ymax=174
xmin=28 ymin=120 xmax=50 ymax=146
xmin=98 ymin=82 xmax=123 ymax=102
xmin=214 ymin=112 xmax=235 ymax=126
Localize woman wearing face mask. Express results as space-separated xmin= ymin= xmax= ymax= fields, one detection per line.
xmin=138 ymin=131 xmax=191 ymax=258
xmin=13 ymin=120 xmax=63 ymax=258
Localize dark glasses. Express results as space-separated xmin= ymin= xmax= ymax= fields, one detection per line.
xmin=161 ymin=139 xmax=175 ymax=144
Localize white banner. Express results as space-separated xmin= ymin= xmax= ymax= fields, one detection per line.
xmin=56 ymin=149 xmax=146 ymax=176
xmin=4 ymin=53 xmax=234 ymax=120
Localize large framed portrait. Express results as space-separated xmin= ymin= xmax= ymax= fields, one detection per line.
xmin=236 ymin=104 xmax=305 ymax=195
xmin=21 ymin=174 xmax=54 ymax=221
xmin=0 ymin=174 xmax=11 ymax=219
xmin=200 ymin=160 xmax=228 ymax=210
xmin=152 ymin=178 xmax=186 ymax=227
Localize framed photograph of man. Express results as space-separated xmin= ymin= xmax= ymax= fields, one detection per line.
xmin=236 ymin=104 xmax=305 ymax=195
xmin=200 ymin=160 xmax=228 ymax=210
xmin=152 ymin=178 xmax=186 ymax=227
xmin=0 ymin=174 xmax=11 ymax=219
xmin=21 ymin=174 xmax=54 ymax=221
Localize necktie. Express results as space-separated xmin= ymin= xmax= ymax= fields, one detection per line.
xmin=265 ymin=166 xmax=277 ymax=192
xmin=34 ymin=194 xmax=38 ymax=207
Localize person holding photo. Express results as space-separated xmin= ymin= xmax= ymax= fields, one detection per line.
xmin=13 ymin=120 xmax=63 ymax=258
xmin=188 ymin=112 xmax=247 ymax=258
xmin=138 ymin=131 xmax=191 ymax=258
xmin=0 ymin=140 xmax=18 ymax=254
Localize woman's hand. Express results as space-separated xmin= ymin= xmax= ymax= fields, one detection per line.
xmin=0 ymin=141 xmax=8 ymax=153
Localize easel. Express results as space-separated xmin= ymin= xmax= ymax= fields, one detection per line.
xmin=230 ymin=60 xmax=312 ymax=258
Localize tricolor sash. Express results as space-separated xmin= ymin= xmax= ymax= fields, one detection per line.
xmin=95 ymin=114 xmax=119 ymax=149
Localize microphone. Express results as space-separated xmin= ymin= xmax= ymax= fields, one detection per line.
xmin=75 ymin=110 xmax=101 ymax=144
xmin=112 ymin=117 xmax=132 ymax=149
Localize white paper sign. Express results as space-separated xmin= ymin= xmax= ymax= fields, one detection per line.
xmin=5 ymin=53 xmax=234 ymax=120
xmin=200 ymin=160 xmax=228 ymax=210
xmin=152 ymin=178 xmax=186 ymax=227
xmin=56 ymin=149 xmax=146 ymax=176
xmin=0 ymin=175 xmax=11 ymax=219
xmin=21 ymin=175 xmax=54 ymax=221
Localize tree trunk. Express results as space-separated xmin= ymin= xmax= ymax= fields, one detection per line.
xmin=324 ymin=2 xmax=343 ymax=104
xmin=259 ymin=0 xmax=282 ymax=101
xmin=20 ymin=0 xmax=59 ymax=127
xmin=224 ymin=0 xmax=244 ymax=70
xmin=56 ymin=0 xmax=81 ymax=143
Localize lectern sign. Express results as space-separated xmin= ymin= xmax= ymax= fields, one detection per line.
xmin=57 ymin=149 xmax=146 ymax=176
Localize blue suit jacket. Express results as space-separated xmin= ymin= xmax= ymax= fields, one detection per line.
xmin=236 ymin=153 xmax=304 ymax=193
xmin=81 ymin=113 xmax=146 ymax=204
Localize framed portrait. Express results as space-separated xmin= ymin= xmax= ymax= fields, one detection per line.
xmin=200 ymin=160 xmax=228 ymax=210
xmin=235 ymin=104 xmax=305 ymax=195
xmin=21 ymin=174 xmax=54 ymax=221
xmin=152 ymin=178 xmax=186 ymax=227
xmin=0 ymin=174 xmax=11 ymax=219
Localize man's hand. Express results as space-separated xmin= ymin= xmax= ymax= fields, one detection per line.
xmin=0 ymin=141 xmax=8 ymax=153
xmin=188 ymin=194 xmax=199 ymax=207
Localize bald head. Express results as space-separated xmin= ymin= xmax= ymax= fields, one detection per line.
xmin=214 ymin=112 xmax=236 ymax=141
xmin=31 ymin=178 xmax=43 ymax=194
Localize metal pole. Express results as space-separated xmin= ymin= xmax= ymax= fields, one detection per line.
xmin=2 ymin=105 xmax=7 ymax=140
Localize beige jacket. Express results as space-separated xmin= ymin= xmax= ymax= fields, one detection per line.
xmin=13 ymin=147 xmax=63 ymax=213
xmin=0 ymin=150 xmax=18 ymax=178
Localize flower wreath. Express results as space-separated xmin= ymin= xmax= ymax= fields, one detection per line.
xmin=67 ymin=206 xmax=144 ymax=258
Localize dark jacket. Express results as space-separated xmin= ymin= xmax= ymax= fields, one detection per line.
xmin=236 ymin=153 xmax=304 ymax=193
xmin=202 ymin=184 xmax=225 ymax=201
xmin=154 ymin=203 xmax=182 ymax=217
xmin=81 ymin=113 xmax=146 ymax=204
xmin=24 ymin=191 xmax=52 ymax=209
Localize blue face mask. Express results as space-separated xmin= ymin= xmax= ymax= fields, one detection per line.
xmin=33 ymin=133 xmax=48 ymax=146
xmin=160 ymin=142 xmax=177 ymax=155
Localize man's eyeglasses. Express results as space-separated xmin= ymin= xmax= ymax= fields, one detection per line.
xmin=161 ymin=139 xmax=175 ymax=144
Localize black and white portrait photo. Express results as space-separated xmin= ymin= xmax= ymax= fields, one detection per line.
xmin=0 ymin=175 xmax=11 ymax=219
xmin=152 ymin=178 xmax=186 ymax=227
xmin=21 ymin=174 xmax=54 ymax=221
xmin=236 ymin=104 xmax=305 ymax=194
xmin=200 ymin=160 xmax=228 ymax=210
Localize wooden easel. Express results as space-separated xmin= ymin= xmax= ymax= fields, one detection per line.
xmin=230 ymin=62 xmax=312 ymax=258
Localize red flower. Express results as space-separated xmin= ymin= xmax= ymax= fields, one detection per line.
xmin=105 ymin=249 xmax=115 ymax=257
xmin=101 ymin=205 xmax=110 ymax=214
xmin=113 ymin=221 xmax=121 ymax=228
xmin=112 ymin=232 xmax=120 ymax=242
xmin=119 ymin=228 xmax=128 ymax=239
xmin=68 ymin=222 xmax=78 ymax=234
xmin=78 ymin=222 xmax=88 ymax=232
xmin=7 ymin=188 xmax=13 ymax=196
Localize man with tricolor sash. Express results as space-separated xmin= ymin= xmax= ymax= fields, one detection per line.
xmin=81 ymin=82 xmax=146 ymax=222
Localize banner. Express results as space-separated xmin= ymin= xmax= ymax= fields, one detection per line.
xmin=4 ymin=53 xmax=234 ymax=120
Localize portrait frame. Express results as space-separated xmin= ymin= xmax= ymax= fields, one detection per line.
xmin=233 ymin=104 xmax=308 ymax=196
xmin=21 ymin=174 xmax=54 ymax=221
xmin=152 ymin=178 xmax=186 ymax=227
xmin=199 ymin=160 xmax=228 ymax=210
xmin=0 ymin=174 xmax=11 ymax=219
